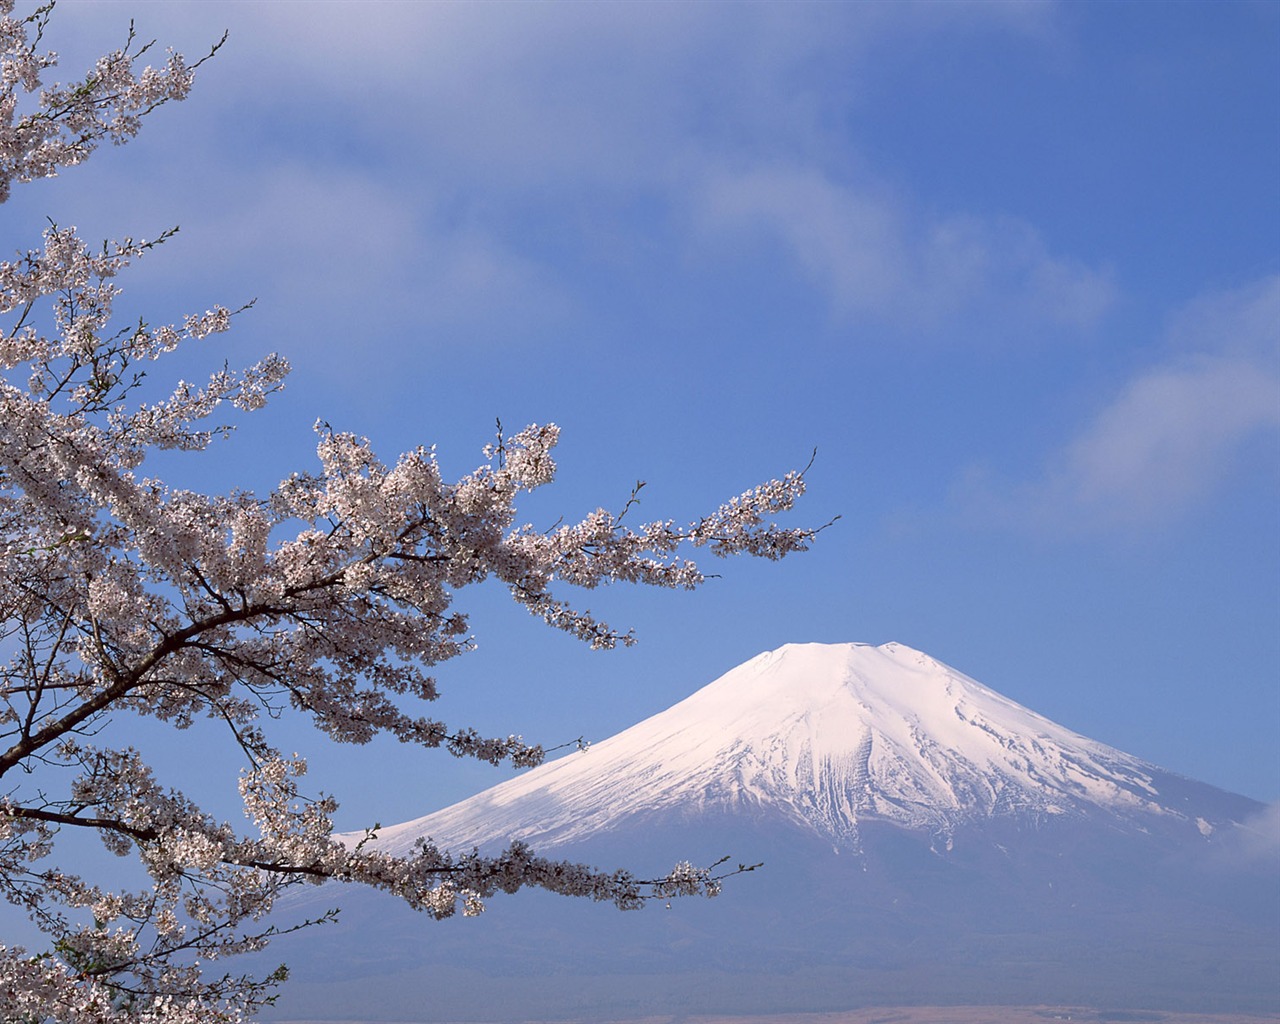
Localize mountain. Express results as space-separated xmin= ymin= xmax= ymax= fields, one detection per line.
xmin=265 ymin=643 xmax=1280 ymax=1022
xmin=371 ymin=642 xmax=1259 ymax=855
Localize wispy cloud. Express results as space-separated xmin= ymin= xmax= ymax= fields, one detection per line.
xmin=1215 ymin=801 xmax=1280 ymax=869
xmin=963 ymin=275 xmax=1280 ymax=530
xmin=694 ymin=164 xmax=1115 ymax=334
xmin=193 ymin=164 xmax=572 ymax=346
xmin=43 ymin=2 xmax=1092 ymax=347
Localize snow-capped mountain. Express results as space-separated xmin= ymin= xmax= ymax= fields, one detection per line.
xmin=370 ymin=641 xmax=1253 ymax=858
xmin=267 ymin=643 xmax=1278 ymax=1023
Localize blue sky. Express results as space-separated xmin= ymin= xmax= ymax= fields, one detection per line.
xmin=7 ymin=0 xmax=1276 ymax=824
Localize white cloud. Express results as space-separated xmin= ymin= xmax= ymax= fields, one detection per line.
xmin=208 ymin=164 xmax=563 ymax=321
xmin=695 ymin=164 xmax=1115 ymax=334
xmin=969 ymin=275 xmax=1280 ymax=530
xmin=1058 ymin=353 xmax=1278 ymax=518
xmin=106 ymin=3 xmax=1088 ymax=331
xmin=33 ymin=1 xmax=1094 ymax=347
xmin=1216 ymin=801 xmax=1280 ymax=869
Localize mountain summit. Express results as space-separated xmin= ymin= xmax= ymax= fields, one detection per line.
xmin=271 ymin=643 xmax=1278 ymax=1022
xmin=371 ymin=641 xmax=1252 ymax=858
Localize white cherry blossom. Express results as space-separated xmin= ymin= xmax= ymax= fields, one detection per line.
xmin=0 ymin=4 xmax=827 ymax=1020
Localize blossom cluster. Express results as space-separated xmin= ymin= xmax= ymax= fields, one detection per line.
xmin=0 ymin=5 xmax=821 ymax=1021
xmin=0 ymin=0 xmax=221 ymax=202
xmin=0 ymin=944 xmax=249 ymax=1024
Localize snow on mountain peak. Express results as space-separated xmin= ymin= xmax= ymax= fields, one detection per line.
xmin=368 ymin=642 xmax=1207 ymax=857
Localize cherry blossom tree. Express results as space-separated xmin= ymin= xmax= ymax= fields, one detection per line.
xmin=0 ymin=4 xmax=824 ymax=1020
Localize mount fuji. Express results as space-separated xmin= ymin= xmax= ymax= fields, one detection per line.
xmin=266 ymin=642 xmax=1279 ymax=1022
